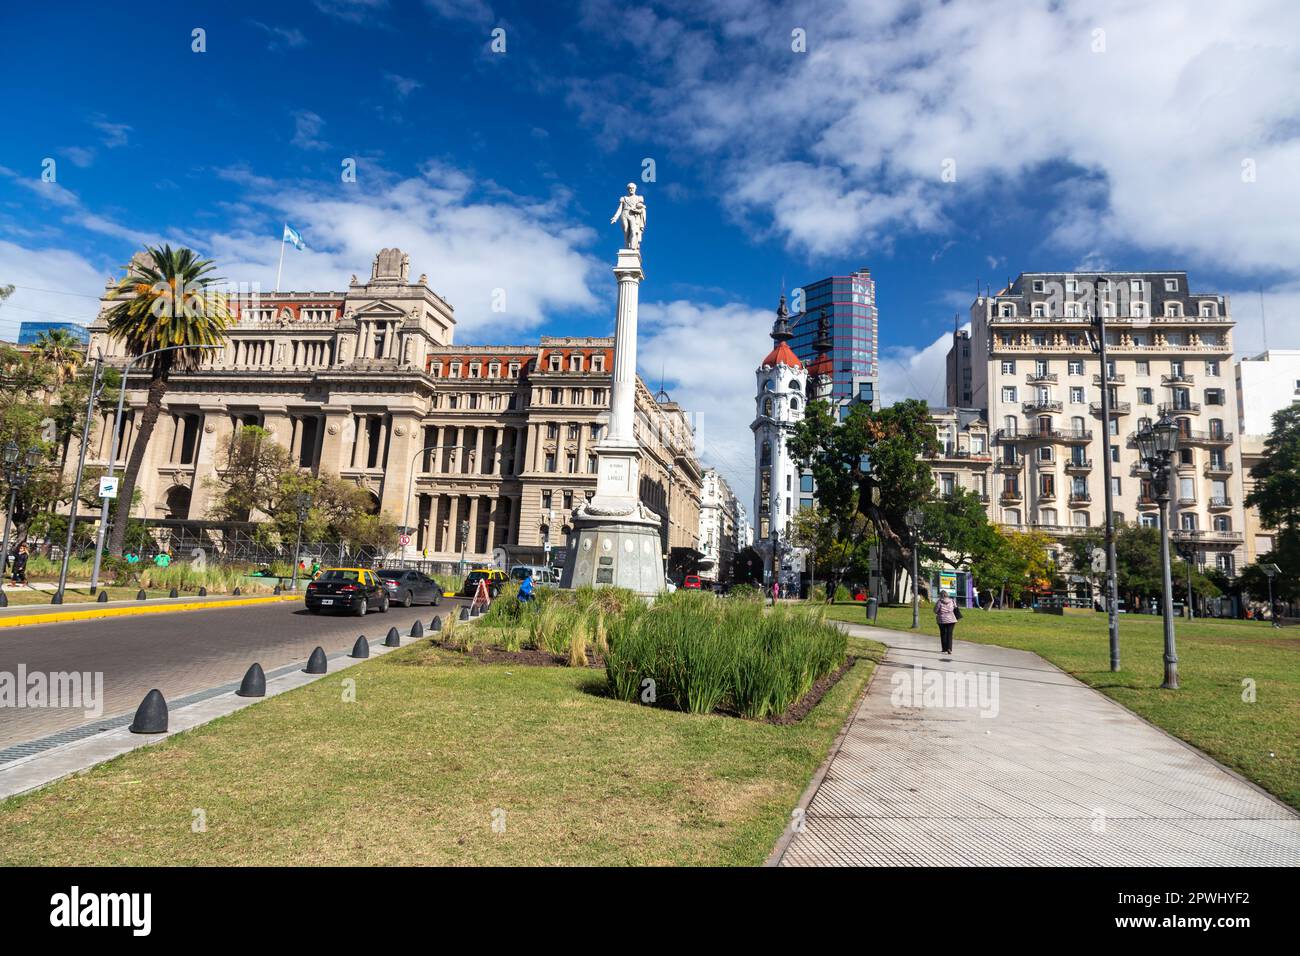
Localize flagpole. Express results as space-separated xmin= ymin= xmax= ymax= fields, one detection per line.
xmin=275 ymin=225 xmax=286 ymax=293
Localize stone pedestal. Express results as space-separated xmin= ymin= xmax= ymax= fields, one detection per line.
xmin=561 ymin=245 xmax=665 ymax=595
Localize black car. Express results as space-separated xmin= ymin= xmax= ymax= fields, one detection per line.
xmin=376 ymin=568 xmax=442 ymax=607
xmin=304 ymin=568 xmax=390 ymax=616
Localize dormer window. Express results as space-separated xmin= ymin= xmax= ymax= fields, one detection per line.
xmin=1165 ymin=302 xmax=1182 ymax=317
xmin=570 ymin=354 xmax=583 ymax=372
xmin=1200 ymin=302 xmax=1216 ymax=317
xmin=592 ymin=354 xmax=605 ymax=372
xmin=1164 ymin=278 xmax=1178 ymax=291
xmin=549 ymin=353 xmax=563 ymax=371
xmin=508 ymin=362 xmax=520 ymax=377
xmin=469 ymin=363 xmax=481 ymax=378
xmin=488 ymin=362 xmax=500 ymax=377
xmin=429 ymin=363 xmax=442 ymax=377
xmin=1032 ymin=280 xmax=1045 ymax=293
xmin=1000 ymin=303 xmax=1015 ymax=317
xmin=449 ymin=362 xmax=461 ymax=378
xmin=1033 ymin=303 xmax=1046 ymax=317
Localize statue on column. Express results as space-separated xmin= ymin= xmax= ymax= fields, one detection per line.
xmin=610 ymin=183 xmax=646 ymax=250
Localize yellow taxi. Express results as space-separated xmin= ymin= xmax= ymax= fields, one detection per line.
xmin=304 ymin=567 xmax=390 ymax=616
xmin=461 ymin=567 xmax=510 ymax=598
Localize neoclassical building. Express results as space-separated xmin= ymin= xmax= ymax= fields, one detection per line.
xmin=75 ymin=248 xmax=702 ymax=567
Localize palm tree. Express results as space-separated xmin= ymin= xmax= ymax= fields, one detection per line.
xmin=104 ymin=245 xmax=233 ymax=556
xmin=31 ymin=328 xmax=85 ymax=397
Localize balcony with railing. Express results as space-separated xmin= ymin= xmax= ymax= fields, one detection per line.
xmin=1025 ymin=371 xmax=1058 ymax=385
xmin=994 ymin=456 xmax=1024 ymax=471
xmin=1064 ymin=458 xmax=1092 ymax=473
xmin=1093 ymin=372 xmax=1125 ymax=386
xmin=1000 ymin=488 xmax=1023 ymax=504
xmin=1068 ymin=491 xmax=1092 ymax=505
xmin=1204 ymin=461 xmax=1233 ymax=477
xmin=1090 ymin=400 xmax=1131 ymax=416
xmin=1208 ymin=496 xmax=1233 ymax=510
xmin=1159 ymin=401 xmax=1201 ymax=416
xmin=1161 ymin=373 xmax=1196 ymax=386
xmin=1022 ymin=399 xmax=1063 ymax=414
xmin=1181 ymin=429 xmax=1233 ymax=445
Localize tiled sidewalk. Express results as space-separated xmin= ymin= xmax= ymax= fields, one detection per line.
xmin=776 ymin=626 xmax=1300 ymax=866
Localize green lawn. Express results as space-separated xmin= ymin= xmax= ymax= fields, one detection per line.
xmin=826 ymin=602 xmax=1300 ymax=811
xmin=0 ymin=636 xmax=884 ymax=865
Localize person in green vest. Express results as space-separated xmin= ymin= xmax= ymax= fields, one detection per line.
xmin=154 ymin=551 xmax=172 ymax=568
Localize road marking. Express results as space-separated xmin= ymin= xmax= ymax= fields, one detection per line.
xmin=0 ymin=595 xmax=301 ymax=630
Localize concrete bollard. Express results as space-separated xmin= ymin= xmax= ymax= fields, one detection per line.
xmin=304 ymin=646 xmax=328 ymax=674
xmin=129 ymin=689 xmax=168 ymax=734
xmin=384 ymin=626 xmax=401 ymax=647
xmin=0 ymin=591 xmax=6 ymax=608
xmin=410 ymin=619 xmax=424 ymax=638
xmin=236 ymin=663 xmax=266 ymax=698
xmin=136 ymin=589 xmax=147 ymax=601
xmin=97 ymin=590 xmax=109 ymax=603
xmin=459 ymin=606 xmax=469 ymax=621
xmin=233 ymin=586 xmax=241 ymax=596
xmin=351 ymin=635 xmax=370 ymax=658
xmin=169 ymin=587 xmax=179 ymax=598
xmin=431 ymin=615 xmax=443 ymax=632
xmin=274 ymin=584 xmax=282 ymax=595
xmin=198 ymin=586 xmax=207 ymax=597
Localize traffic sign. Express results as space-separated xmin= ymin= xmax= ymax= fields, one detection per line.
xmin=98 ymin=476 xmax=119 ymax=499
xmin=399 ymin=533 xmax=411 ymax=546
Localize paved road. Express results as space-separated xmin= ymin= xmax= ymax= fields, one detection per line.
xmin=777 ymin=625 xmax=1300 ymax=866
xmin=0 ymin=594 xmax=467 ymax=750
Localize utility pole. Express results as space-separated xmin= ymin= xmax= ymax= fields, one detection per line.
xmin=53 ymin=353 xmax=104 ymax=604
xmin=1092 ymin=281 xmax=1121 ymax=671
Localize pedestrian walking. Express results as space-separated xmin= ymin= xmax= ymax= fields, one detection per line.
xmin=934 ymin=590 xmax=960 ymax=655
xmin=11 ymin=544 xmax=29 ymax=585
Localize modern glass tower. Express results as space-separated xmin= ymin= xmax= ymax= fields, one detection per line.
xmin=789 ymin=268 xmax=879 ymax=403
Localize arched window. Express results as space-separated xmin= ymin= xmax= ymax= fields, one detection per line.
xmin=1213 ymin=515 xmax=1231 ymax=532
xmin=761 ymin=441 xmax=772 ymax=466
xmin=789 ymin=397 xmax=800 ymax=411
xmin=763 ymin=398 xmax=774 ymax=416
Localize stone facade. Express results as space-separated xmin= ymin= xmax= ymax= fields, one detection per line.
xmin=967 ymin=271 xmax=1246 ymax=575
xmin=925 ymin=407 xmax=992 ymax=506
xmin=697 ymin=468 xmax=742 ymax=583
xmin=75 ymin=250 xmax=701 ymax=566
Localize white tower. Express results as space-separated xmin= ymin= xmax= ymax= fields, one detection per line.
xmin=751 ymin=295 xmax=808 ymax=592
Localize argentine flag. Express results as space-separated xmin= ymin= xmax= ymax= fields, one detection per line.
xmin=282 ymin=223 xmax=304 ymax=250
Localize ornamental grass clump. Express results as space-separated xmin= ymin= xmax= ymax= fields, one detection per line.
xmin=569 ymin=616 xmax=590 ymax=667
xmin=603 ymin=592 xmax=847 ymax=719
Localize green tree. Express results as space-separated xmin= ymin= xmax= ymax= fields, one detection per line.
xmin=919 ymin=488 xmax=999 ymax=571
xmin=790 ymin=500 xmax=875 ymax=600
xmin=205 ymin=425 xmax=293 ymax=523
xmin=790 ymin=398 xmax=939 ymax=601
xmin=103 ymin=245 xmax=234 ymax=555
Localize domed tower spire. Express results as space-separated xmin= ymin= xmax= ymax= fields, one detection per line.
xmin=771 ymin=294 xmax=793 ymax=344
xmin=809 ymin=307 xmax=835 ymax=401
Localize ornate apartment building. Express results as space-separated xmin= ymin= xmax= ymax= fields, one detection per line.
xmin=925 ymin=407 xmax=993 ymax=506
xmin=697 ymin=468 xmax=742 ymax=583
xmin=76 ymin=248 xmax=702 ymax=566
xmin=963 ymin=271 xmax=1246 ymax=574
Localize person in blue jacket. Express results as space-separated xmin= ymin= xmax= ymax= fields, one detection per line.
xmin=518 ymin=573 xmax=536 ymax=605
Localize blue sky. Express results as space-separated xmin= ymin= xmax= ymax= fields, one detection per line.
xmin=2 ymin=0 xmax=1298 ymax=506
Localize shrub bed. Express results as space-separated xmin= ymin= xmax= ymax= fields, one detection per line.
xmin=604 ymin=592 xmax=847 ymax=719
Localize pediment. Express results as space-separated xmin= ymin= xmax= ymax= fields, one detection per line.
xmin=353 ymin=301 xmax=408 ymax=318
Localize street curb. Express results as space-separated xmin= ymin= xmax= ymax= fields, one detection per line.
xmin=0 ymin=594 xmax=300 ymax=630
xmin=764 ymin=648 xmax=883 ymax=868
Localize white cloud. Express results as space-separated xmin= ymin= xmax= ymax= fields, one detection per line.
xmin=384 ymin=73 xmax=423 ymax=98
xmin=313 ymin=0 xmax=387 ymax=23
xmin=878 ymin=323 xmax=968 ymax=411
xmin=577 ymin=0 xmax=1300 ymax=276
xmin=60 ymin=147 xmax=95 ymax=169
xmin=290 ymin=111 xmax=329 ymax=151
xmin=639 ymin=298 xmax=774 ymax=510
xmin=0 ymin=240 xmax=107 ymax=341
xmin=91 ymin=119 xmax=130 ymax=149
xmin=249 ymin=21 xmax=309 ymax=50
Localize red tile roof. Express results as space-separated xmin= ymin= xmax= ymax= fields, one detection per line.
xmin=760 ymin=342 xmax=803 ymax=369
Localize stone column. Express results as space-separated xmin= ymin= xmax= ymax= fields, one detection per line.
xmin=455 ymin=426 xmax=466 ymax=474
xmin=608 ymin=248 xmax=643 ymax=444
xmin=473 ymin=427 xmax=485 ymax=476
xmin=467 ymin=495 xmax=481 ymax=554
xmin=487 ymin=500 xmax=498 ymax=551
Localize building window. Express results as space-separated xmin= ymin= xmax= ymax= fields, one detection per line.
xmin=541 ymin=491 xmax=552 ymax=510
xmin=1037 ymin=445 xmax=1053 ymax=463
xmin=1033 ymin=303 xmax=1046 ymax=317
xmin=549 ymin=353 xmax=563 ymax=371
xmin=1032 ymin=279 xmax=1045 ymax=292
xmin=1002 ymin=386 xmax=1017 ymax=403
xmin=489 ymin=362 xmax=500 ymax=377
xmin=1205 ymin=388 xmax=1224 ymax=405
xmin=469 ymin=363 xmax=481 ymax=378
xmin=549 ymin=387 xmax=562 ymax=404
xmin=1205 ymin=360 xmax=1220 ymax=376
xmin=1165 ymin=302 xmax=1182 ymax=317
xmin=592 ymin=354 xmax=605 ymax=372
xmin=1135 ymin=360 xmax=1149 ymax=376
xmin=544 ymin=453 xmax=556 ymax=473
xmin=508 ymin=362 xmax=520 ymax=377
xmin=1001 ymin=360 xmax=1016 ymax=375
xmin=546 ymin=423 xmax=559 ymax=439
xmin=570 ymin=354 xmax=583 ymax=372
xmin=566 ymin=454 xmax=576 ymax=472
xmin=1137 ymin=387 xmax=1153 ymax=404
xmin=449 ymin=363 xmax=461 ymax=378
xmin=1070 ymin=387 xmax=1084 ymax=404
xmin=1000 ymin=304 xmax=1015 ymax=317
xmin=1200 ymin=302 xmax=1216 ymax=317
xmin=800 ymin=474 xmax=814 ymax=493
xmin=1068 ymin=360 xmax=1083 ymax=375
xmin=1216 ymin=553 xmax=1234 ymax=575
xmin=1164 ymin=278 xmax=1178 ymax=291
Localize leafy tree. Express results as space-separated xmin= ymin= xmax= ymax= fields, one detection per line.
xmin=790 ymin=398 xmax=939 ymax=600
xmin=103 ymin=245 xmax=234 ymax=555
xmin=790 ymin=500 xmax=875 ymax=600
xmin=206 ymin=426 xmax=293 ymax=522
xmin=30 ymin=328 xmax=84 ymax=402
xmin=919 ymin=488 xmax=999 ymax=571
xmin=1246 ymin=405 xmax=1300 ymax=536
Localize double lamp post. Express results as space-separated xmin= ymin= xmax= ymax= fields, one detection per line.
xmin=1134 ymin=413 xmax=1182 ymax=690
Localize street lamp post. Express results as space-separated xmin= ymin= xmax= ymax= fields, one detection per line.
xmin=905 ymin=507 xmax=923 ymax=629
xmin=458 ymin=519 xmax=470 ymax=575
xmin=1262 ymin=563 xmax=1281 ymax=629
xmin=1 ymin=443 xmax=44 ymax=605
xmin=1136 ymin=414 xmax=1181 ymax=689
xmin=288 ymin=491 xmax=313 ymax=591
xmin=52 ymin=353 xmax=105 ymax=604
xmin=90 ymin=343 xmax=220 ymax=593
